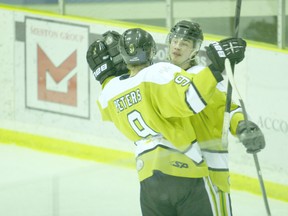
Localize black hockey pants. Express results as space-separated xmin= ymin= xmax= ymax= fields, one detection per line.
xmin=140 ymin=170 xmax=216 ymax=216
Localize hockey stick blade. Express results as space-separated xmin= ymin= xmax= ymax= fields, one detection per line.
xmin=225 ymin=60 xmax=243 ymax=102
xmin=225 ymin=59 xmax=249 ymax=119
xmin=222 ymin=58 xmax=247 ymax=149
xmin=221 ymin=112 xmax=230 ymax=149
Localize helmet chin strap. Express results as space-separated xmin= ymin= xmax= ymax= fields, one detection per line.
xmin=168 ymin=44 xmax=199 ymax=69
xmin=177 ymin=51 xmax=198 ymax=70
xmin=178 ymin=58 xmax=192 ymax=70
xmin=168 ymin=55 xmax=194 ymax=70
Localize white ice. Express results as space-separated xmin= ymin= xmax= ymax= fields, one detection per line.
xmin=0 ymin=144 xmax=287 ymax=216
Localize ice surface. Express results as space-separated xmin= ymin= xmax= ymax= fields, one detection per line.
xmin=0 ymin=144 xmax=287 ymax=216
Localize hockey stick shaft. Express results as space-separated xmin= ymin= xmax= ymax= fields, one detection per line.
xmin=221 ymin=0 xmax=242 ymax=148
xmin=234 ymin=0 xmax=242 ymax=38
xmin=253 ymin=153 xmax=272 ymax=216
xmin=225 ymin=60 xmax=271 ymax=216
xmin=222 ymin=1 xmax=272 ymax=214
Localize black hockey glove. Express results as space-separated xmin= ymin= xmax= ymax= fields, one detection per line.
xmin=102 ymin=31 xmax=128 ymax=76
xmin=86 ymin=39 xmax=114 ymax=84
xmin=236 ymin=120 xmax=265 ymax=154
xmin=86 ymin=31 xmax=128 ymax=84
xmin=205 ymin=37 xmax=246 ymax=72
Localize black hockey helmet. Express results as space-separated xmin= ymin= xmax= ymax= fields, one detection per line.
xmin=167 ymin=20 xmax=204 ymax=43
xmin=119 ymin=28 xmax=157 ymax=65
xmin=167 ymin=20 xmax=204 ymax=66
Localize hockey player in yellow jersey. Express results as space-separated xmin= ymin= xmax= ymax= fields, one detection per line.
xmin=86 ymin=28 xmax=264 ymax=216
xmin=167 ymin=20 xmax=237 ymax=215
xmin=166 ymin=20 xmax=265 ymax=216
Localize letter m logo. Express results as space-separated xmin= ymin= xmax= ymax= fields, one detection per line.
xmin=37 ymin=44 xmax=77 ymax=106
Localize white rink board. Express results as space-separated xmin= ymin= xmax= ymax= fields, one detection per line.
xmin=0 ymin=6 xmax=288 ymax=189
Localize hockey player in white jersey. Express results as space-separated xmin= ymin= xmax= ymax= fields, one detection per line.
xmin=87 ymin=27 xmax=263 ymax=216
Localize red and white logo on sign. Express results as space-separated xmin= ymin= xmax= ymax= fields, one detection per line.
xmin=25 ymin=18 xmax=89 ymax=118
xmin=37 ymin=45 xmax=77 ymax=106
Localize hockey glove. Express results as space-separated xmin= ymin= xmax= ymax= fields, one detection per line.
xmin=205 ymin=37 xmax=246 ymax=72
xmin=86 ymin=31 xmax=128 ymax=84
xmin=236 ymin=120 xmax=265 ymax=154
xmin=86 ymin=39 xmax=115 ymax=84
xmin=103 ymin=31 xmax=129 ymax=77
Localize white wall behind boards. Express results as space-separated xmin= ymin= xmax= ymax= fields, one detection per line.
xmin=0 ymin=6 xmax=287 ymax=194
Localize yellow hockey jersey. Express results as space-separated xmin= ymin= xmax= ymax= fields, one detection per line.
xmin=186 ymin=65 xmax=244 ymax=192
xmin=97 ymin=62 xmax=221 ymax=181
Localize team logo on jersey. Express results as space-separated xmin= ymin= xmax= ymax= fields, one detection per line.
xmin=170 ymin=161 xmax=189 ymax=168
xmin=136 ymin=159 xmax=144 ymax=171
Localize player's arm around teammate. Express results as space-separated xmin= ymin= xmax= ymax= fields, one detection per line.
xmin=86 ymin=28 xmax=262 ymax=216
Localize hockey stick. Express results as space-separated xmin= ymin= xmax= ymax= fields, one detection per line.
xmin=221 ymin=0 xmax=242 ymax=148
xmin=222 ymin=0 xmax=272 ymax=215
xmin=225 ymin=60 xmax=272 ymax=216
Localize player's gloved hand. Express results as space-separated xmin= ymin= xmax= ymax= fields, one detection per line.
xmin=236 ymin=120 xmax=266 ymax=154
xmin=205 ymin=37 xmax=247 ymax=72
xmin=103 ymin=31 xmax=129 ymax=77
xmin=86 ymin=31 xmax=128 ymax=84
xmin=86 ymin=39 xmax=115 ymax=84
